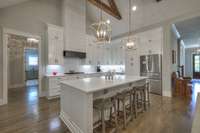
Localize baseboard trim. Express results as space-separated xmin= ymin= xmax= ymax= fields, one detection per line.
xmin=162 ymin=90 xmax=172 ymax=97
xmin=8 ymin=84 xmax=25 ymax=89
xmin=60 ymin=110 xmax=84 ymax=133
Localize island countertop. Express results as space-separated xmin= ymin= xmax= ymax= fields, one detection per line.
xmin=60 ymin=75 xmax=147 ymax=93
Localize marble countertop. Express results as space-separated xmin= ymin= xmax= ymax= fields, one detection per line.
xmin=60 ymin=75 xmax=147 ymax=93
xmin=192 ymin=93 xmax=200 ymax=133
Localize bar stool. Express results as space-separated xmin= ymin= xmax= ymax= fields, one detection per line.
xmin=93 ymin=96 xmax=118 ymax=133
xmin=132 ymin=84 xmax=146 ymax=116
xmin=116 ymin=89 xmax=132 ymax=129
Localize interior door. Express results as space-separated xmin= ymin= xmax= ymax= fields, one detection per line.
xmin=193 ymin=54 xmax=200 ymax=79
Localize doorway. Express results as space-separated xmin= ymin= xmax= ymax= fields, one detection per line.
xmin=7 ymin=34 xmax=40 ymax=103
xmin=2 ymin=28 xmax=42 ymax=105
xmin=25 ymin=48 xmax=39 ymax=87
xmin=193 ymin=54 xmax=200 ymax=79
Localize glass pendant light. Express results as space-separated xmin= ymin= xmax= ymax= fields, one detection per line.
xmin=126 ymin=0 xmax=137 ymax=50
xmin=90 ymin=0 xmax=112 ymax=44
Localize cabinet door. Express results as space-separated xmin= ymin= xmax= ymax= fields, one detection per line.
xmin=105 ymin=47 xmax=111 ymax=65
xmin=119 ymin=45 xmax=125 ymax=65
xmin=125 ymin=49 xmax=140 ymax=76
xmin=138 ymin=28 xmax=163 ymax=55
xmin=86 ymin=43 xmax=95 ymax=65
xmin=47 ymin=25 xmax=64 ymax=65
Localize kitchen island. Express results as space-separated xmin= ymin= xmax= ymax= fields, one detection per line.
xmin=60 ymin=75 xmax=147 ymax=133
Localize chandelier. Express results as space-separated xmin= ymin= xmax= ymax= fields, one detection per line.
xmin=90 ymin=0 xmax=112 ymax=44
xmin=125 ymin=0 xmax=137 ymax=50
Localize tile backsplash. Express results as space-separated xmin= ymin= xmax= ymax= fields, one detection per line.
xmin=63 ymin=58 xmax=125 ymax=73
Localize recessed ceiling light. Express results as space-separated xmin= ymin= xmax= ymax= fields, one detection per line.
xmin=132 ymin=5 xmax=137 ymax=11
xmin=106 ymin=19 xmax=110 ymax=24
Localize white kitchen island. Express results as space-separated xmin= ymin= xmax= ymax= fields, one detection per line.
xmin=60 ymin=75 xmax=147 ymax=133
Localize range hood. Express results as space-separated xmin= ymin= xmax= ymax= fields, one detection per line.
xmin=63 ymin=50 xmax=86 ymax=58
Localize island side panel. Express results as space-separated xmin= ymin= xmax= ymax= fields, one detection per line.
xmin=60 ymin=83 xmax=93 ymax=133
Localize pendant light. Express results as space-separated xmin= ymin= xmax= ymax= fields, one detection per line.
xmin=90 ymin=0 xmax=112 ymax=44
xmin=126 ymin=0 xmax=137 ymax=50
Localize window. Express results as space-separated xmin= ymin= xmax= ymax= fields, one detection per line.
xmin=28 ymin=56 xmax=38 ymax=66
xmin=194 ymin=55 xmax=200 ymax=72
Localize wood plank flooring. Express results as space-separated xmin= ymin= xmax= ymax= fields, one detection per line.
xmin=0 ymin=82 xmax=198 ymax=133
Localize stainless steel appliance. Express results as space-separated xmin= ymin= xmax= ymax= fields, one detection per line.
xmin=140 ymin=54 xmax=162 ymax=95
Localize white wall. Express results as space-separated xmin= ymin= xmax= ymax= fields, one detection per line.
xmin=180 ymin=41 xmax=185 ymax=72
xmin=170 ymin=26 xmax=179 ymax=72
xmin=0 ymin=28 xmax=3 ymax=100
xmin=0 ymin=0 xmax=62 ymax=99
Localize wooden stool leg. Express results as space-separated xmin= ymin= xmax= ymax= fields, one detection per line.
xmin=130 ymin=94 xmax=133 ymax=121
xmin=117 ymin=99 xmax=120 ymax=116
xmin=146 ymin=83 xmax=150 ymax=106
xmin=109 ymin=107 xmax=112 ymax=122
xmin=133 ymin=92 xmax=137 ymax=118
xmin=101 ymin=109 xmax=106 ymax=133
xmin=113 ymin=102 xmax=118 ymax=132
xmin=143 ymin=89 xmax=147 ymax=111
xmin=123 ymin=100 xmax=126 ymax=129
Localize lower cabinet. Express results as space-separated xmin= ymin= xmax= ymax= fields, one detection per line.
xmin=45 ymin=73 xmax=105 ymax=99
xmin=45 ymin=77 xmax=62 ymax=99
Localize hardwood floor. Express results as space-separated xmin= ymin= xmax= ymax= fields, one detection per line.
xmin=0 ymin=81 xmax=199 ymax=133
xmin=0 ymin=85 xmax=69 ymax=133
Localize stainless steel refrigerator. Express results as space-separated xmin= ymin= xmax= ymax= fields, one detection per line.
xmin=140 ymin=54 xmax=162 ymax=95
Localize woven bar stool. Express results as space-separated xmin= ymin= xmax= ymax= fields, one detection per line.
xmin=116 ymin=89 xmax=132 ymax=129
xmin=93 ymin=96 xmax=118 ymax=133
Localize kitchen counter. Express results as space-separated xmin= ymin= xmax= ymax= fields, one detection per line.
xmin=45 ymin=74 xmax=65 ymax=77
xmin=60 ymin=75 xmax=147 ymax=133
xmin=60 ymin=75 xmax=146 ymax=93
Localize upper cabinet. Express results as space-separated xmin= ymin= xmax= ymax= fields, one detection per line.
xmin=85 ymin=35 xmax=96 ymax=65
xmin=138 ymin=28 xmax=163 ymax=55
xmin=62 ymin=0 xmax=86 ymax=53
xmin=85 ymin=35 xmax=125 ymax=66
xmin=46 ymin=24 xmax=64 ymax=65
xmin=85 ymin=28 xmax=163 ymax=67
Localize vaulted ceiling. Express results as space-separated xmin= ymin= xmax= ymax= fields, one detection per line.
xmin=1 ymin=0 xmax=200 ymax=39
xmin=0 ymin=0 xmax=30 ymax=8
xmin=87 ymin=0 xmax=200 ymax=38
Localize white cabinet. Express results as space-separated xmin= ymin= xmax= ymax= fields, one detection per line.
xmin=125 ymin=49 xmax=140 ymax=76
xmin=47 ymin=24 xmax=64 ymax=65
xmin=62 ymin=0 xmax=86 ymax=53
xmin=111 ymin=44 xmax=125 ymax=65
xmin=85 ymin=35 xmax=126 ymax=65
xmin=86 ymin=35 xmax=97 ymax=65
xmin=45 ymin=76 xmax=62 ymax=99
xmin=138 ymin=28 xmax=163 ymax=55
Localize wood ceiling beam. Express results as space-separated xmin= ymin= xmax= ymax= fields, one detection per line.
xmin=88 ymin=0 xmax=122 ymax=20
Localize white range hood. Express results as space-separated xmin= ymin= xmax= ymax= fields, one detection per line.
xmin=62 ymin=0 xmax=86 ymax=53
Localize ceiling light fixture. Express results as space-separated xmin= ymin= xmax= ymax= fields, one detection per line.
xmin=125 ymin=0 xmax=137 ymax=50
xmin=132 ymin=5 xmax=137 ymax=11
xmin=106 ymin=19 xmax=111 ymax=24
xmin=90 ymin=0 xmax=112 ymax=44
xmin=27 ymin=38 xmax=39 ymax=43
